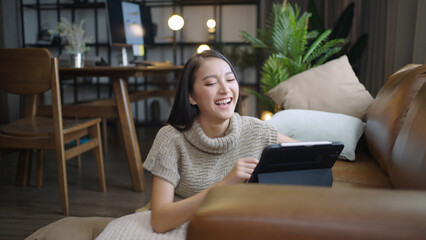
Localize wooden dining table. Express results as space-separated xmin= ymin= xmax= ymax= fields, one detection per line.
xmin=39 ymin=65 xmax=183 ymax=192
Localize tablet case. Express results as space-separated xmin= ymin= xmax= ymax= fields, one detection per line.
xmin=257 ymin=168 xmax=333 ymax=186
xmin=248 ymin=141 xmax=344 ymax=187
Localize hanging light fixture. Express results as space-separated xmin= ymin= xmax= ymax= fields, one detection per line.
xmin=206 ymin=19 xmax=216 ymax=29
xmin=168 ymin=14 xmax=184 ymax=31
xmin=197 ymin=44 xmax=211 ymax=53
xmin=168 ymin=14 xmax=184 ymax=65
xmin=206 ymin=18 xmax=216 ymax=42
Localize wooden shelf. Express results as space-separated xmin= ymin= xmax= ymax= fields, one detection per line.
xmin=22 ymin=2 xmax=105 ymax=10
xmin=152 ymin=42 xmax=251 ymax=46
xmin=24 ymin=43 xmax=110 ymax=48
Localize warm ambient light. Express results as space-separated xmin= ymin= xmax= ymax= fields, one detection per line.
xmin=206 ymin=19 xmax=216 ymax=29
xmin=130 ymin=24 xmax=144 ymax=37
xmin=168 ymin=14 xmax=184 ymax=31
xmin=261 ymin=111 xmax=273 ymax=121
xmin=197 ymin=44 xmax=211 ymax=53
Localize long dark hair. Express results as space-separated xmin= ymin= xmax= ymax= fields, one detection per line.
xmin=167 ymin=50 xmax=242 ymax=130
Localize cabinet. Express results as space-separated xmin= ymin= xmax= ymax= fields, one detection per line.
xmin=20 ymin=0 xmax=261 ymax=121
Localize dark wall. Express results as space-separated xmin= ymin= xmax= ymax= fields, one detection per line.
xmin=0 ymin=1 xmax=20 ymax=48
xmin=0 ymin=1 xmax=4 ymax=48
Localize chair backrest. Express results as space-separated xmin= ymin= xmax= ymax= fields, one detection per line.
xmin=0 ymin=48 xmax=52 ymax=95
xmin=0 ymin=48 xmax=63 ymax=122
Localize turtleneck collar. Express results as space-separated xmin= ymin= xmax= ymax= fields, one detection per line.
xmin=183 ymin=113 xmax=242 ymax=154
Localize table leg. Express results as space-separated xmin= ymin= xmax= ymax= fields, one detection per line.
xmin=112 ymin=77 xmax=146 ymax=192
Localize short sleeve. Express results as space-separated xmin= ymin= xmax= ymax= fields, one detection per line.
xmin=246 ymin=116 xmax=279 ymax=145
xmin=143 ymin=126 xmax=180 ymax=187
xmin=265 ymin=120 xmax=279 ymax=145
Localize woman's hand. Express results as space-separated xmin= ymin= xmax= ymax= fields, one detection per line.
xmin=278 ymin=132 xmax=299 ymax=143
xmin=219 ymin=158 xmax=259 ymax=185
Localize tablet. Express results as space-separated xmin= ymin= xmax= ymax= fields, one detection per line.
xmin=248 ymin=141 xmax=344 ymax=185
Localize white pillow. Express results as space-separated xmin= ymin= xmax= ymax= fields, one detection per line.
xmin=267 ymin=109 xmax=365 ymax=161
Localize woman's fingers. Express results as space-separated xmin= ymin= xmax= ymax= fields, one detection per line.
xmin=222 ymin=158 xmax=260 ymax=184
xmin=235 ymin=158 xmax=259 ymax=179
xmin=236 ymin=158 xmax=259 ymax=166
xmin=237 ymin=158 xmax=258 ymax=170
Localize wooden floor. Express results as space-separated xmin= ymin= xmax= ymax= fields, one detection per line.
xmin=0 ymin=124 xmax=161 ymax=240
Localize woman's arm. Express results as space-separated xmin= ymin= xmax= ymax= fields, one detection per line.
xmin=150 ymin=157 xmax=258 ymax=233
xmin=278 ymin=132 xmax=299 ymax=143
xmin=150 ymin=176 xmax=209 ymax=233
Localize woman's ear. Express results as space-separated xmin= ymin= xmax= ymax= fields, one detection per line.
xmin=189 ymin=94 xmax=197 ymax=105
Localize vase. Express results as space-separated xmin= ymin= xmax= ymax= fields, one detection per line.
xmin=71 ymin=53 xmax=84 ymax=68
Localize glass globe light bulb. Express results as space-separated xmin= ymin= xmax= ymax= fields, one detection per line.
xmin=197 ymin=44 xmax=211 ymax=53
xmin=206 ymin=19 xmax=216 ymax=29
xmin=168 ymin=14 xmax=184 ymax=31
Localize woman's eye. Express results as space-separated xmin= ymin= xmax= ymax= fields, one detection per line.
xmin=227 ymin=78 xmax=236 ymax=82
xmin=205 ymin=82 xmax=216 ymax=86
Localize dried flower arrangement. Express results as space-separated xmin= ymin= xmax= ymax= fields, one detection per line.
xmin=49 ymin=17 xmax=91 ymax=55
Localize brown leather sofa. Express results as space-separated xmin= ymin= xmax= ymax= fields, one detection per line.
xmin=187 ymin=65 xmax=426 ymax=240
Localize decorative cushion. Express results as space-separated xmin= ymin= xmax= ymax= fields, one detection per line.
xmin=267 ymin=55 xmax=374 ymax=120
xmin=267 ymin=109 xmax=365 ymax=161
xmin=25 ymin=217 xmax=114 ymax=240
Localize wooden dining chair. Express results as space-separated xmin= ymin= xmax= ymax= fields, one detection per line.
xmin=0 ymin=48 xmax=106 ymax=215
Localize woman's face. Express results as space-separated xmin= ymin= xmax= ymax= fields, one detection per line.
xmin=189 ymin=57 xmax=239 ymax=124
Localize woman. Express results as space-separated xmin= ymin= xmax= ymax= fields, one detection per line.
xmin=97 ymin=50 xmax=296 ymax=239
xmin=144 ymin=50 xmax=296 ymax=233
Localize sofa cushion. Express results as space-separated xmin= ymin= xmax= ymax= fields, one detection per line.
xmin=267 ymin=109 xmax=365 ymax=161
xmin=331 ymin=137 xmax=392 ymax=188
xmin=388 ymin=77 xmax=426 ymax=190
xmin=267 ymin=55 xmax=374 ymax=120
xmin=365 ymin=65 xmax=425 ymax=174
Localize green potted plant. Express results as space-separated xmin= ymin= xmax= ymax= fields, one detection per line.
xmin=49 ymin=17 xmax=91 ymax=68
xmin=241 ymin=0 xmax=345 ymax=113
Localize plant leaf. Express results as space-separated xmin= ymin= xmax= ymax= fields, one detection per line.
xmin=243 ymin=88 xmax=276 ymax=113
xmin=303 ymin=29 xmax=331 ymax=63
xmin=241 ymin=31 xmax=268 ymax=49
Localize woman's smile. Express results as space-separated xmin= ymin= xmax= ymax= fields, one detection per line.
xmin=215 ymin=97 xmax=232 ymax=107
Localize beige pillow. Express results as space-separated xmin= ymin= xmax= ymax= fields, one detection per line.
xmin=267 ymin=55 xmax=374 ymax=120
xmin=25 ymin=217 xmax=114 ymax=240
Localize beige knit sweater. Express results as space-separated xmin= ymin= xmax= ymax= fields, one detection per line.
xmin=143 ymin=113 xmax=278 ymax=198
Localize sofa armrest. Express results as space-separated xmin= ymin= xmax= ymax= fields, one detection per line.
xmin=187 ymin=184 xmax=426 ymax=240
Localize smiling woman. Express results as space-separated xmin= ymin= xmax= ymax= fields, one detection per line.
xmin=97 ymin=50 xmax=297 ymax=239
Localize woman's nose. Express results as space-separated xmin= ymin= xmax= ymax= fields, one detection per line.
xmin=218 ymin=82 xmax=230 ymax=94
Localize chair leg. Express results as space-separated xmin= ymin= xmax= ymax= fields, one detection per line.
xmin=36 ymin=150 xmax=44 ymax=188
xmin=16 ymin=150 xmax=32 ymax=187
xmin=102 ymin=118 xmax=108 ymax=154
xmin=89 ymin=123 xmax=106 ymax=192
xmin=76 ymin=138 xmax=82 ymax=169
xmin=55 ymin=148 xmax=69 ymax=215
